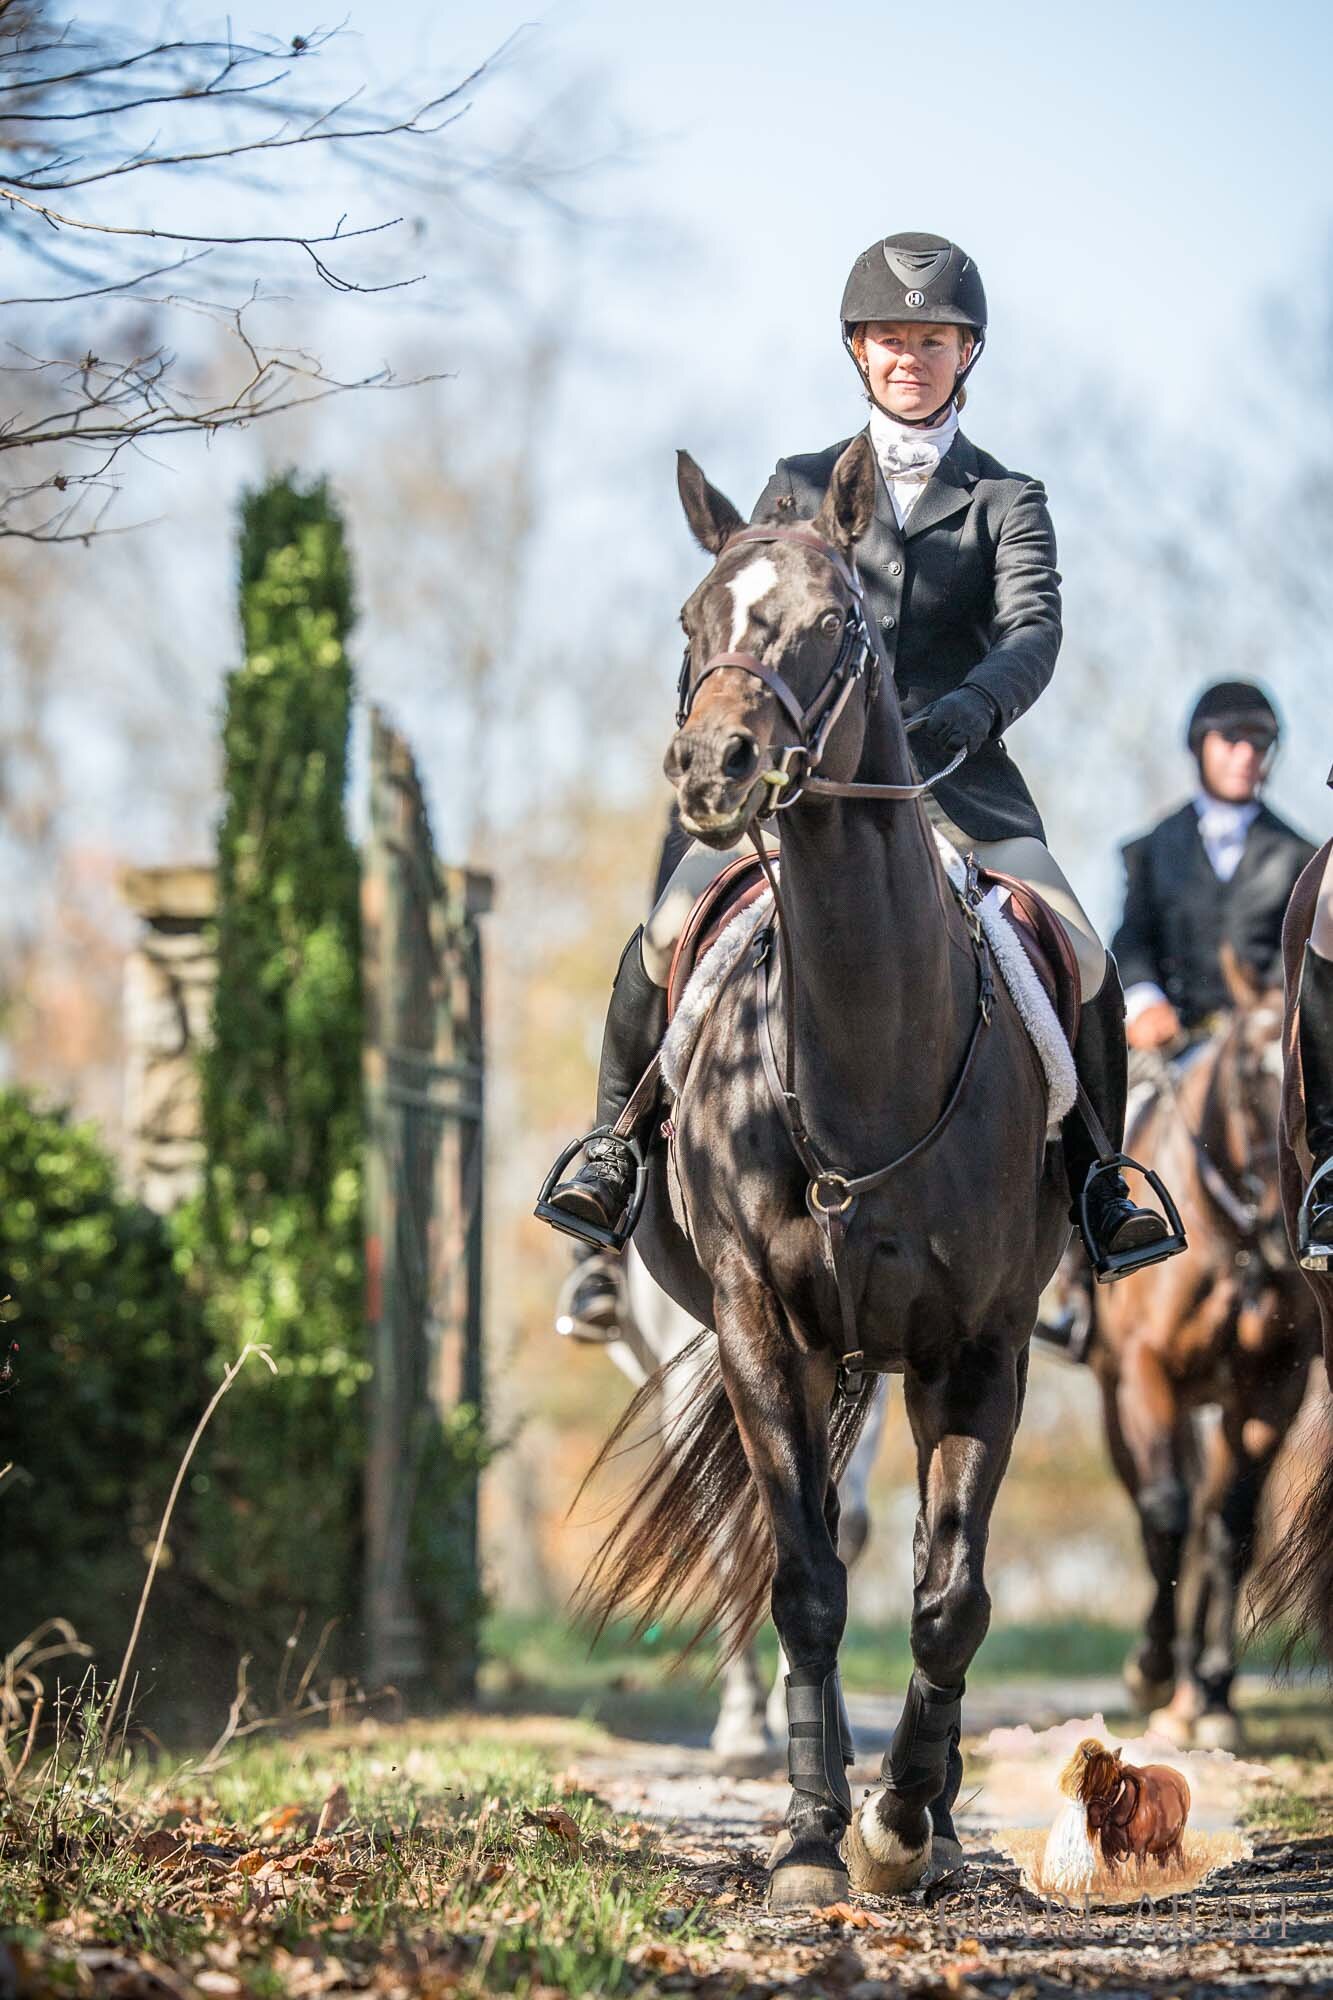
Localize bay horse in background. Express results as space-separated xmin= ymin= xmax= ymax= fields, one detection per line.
xmin=1061 ymin=1737 xmax=1190 ymax=1873
xmin=588 ymin=1246 xmax=888 ymax=1769
xmin=579 ymin=438 xmax=1071 ymax=1910
xmin=1251 ymin=839 xmax=1333 ymax=1669
xmin=1088 ymin=951 xmax=1322 ymax=1748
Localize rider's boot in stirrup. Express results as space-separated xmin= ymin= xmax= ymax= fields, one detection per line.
xmin=554 ymin=1247 xmax=624 ymax=1342
xmin=1297 ymin=942 xmax=1333 ymax=1269
xmin=1063 ymin=960 xmax=1183 ymax=1283
xmin=537 ymin=926 xmax=667 ymax=1251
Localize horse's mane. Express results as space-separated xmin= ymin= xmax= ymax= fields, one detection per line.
xmin=1059 ymin=1737 xmax=1122 ymax=1805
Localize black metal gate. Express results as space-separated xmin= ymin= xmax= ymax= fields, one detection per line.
xmin=361 ymin=707 xmax=490 ymax=1695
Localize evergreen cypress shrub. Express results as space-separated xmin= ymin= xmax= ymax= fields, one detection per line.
xmin=176 ymin=472 xmax=366 ymax=1671
xmin=0 ymin=1090 xmax=206 ymax=1671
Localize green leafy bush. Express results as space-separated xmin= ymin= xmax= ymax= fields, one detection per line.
xmin=0 ymin=1090 xmax=206 ymax=1668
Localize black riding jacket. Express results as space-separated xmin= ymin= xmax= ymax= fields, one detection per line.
xmin=1111 ymin=802 xmax=1315 ymax=1028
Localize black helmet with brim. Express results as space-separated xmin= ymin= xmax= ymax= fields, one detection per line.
xmin=1186 ymin=681 xmax=1281 ymax=755
xmin=841 ymin=232 xmax=987 ymax=428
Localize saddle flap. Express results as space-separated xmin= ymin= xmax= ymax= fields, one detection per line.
xmin=666 ymin=854 xmax=770 ymax=1021
xmin=980 ymin=867 xmax=1082 ymax=1047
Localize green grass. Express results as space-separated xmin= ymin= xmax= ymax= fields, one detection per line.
xmin=0 ymin=1714 xmax=710 ymax=1998
xmin=481 ymin=1610 xmax=1324 ymax=1738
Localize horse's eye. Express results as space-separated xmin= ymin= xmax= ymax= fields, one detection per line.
xmin=820 ymin=611 xmax=842 ymax=637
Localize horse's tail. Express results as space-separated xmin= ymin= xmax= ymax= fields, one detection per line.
xmin=573 ymin=1328 xmax=877 ymax=1665
xmin=1248 ymin=1387 xmax=1333 ymax=1672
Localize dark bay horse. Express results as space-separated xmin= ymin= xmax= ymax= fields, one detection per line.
xmin=581 ymin=437 xmax=1069 ymax=1908
xmin=1251 ymin=839 xmax=1333 ymax=1668
xmin=1088 ymin=960 xmax=1321 ymax=1748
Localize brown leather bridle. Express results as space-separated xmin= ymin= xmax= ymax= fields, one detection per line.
xmin=674 ymin=522 xmax=964 ymax=813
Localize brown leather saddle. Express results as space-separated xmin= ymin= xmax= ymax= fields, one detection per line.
xmin=666 ymin=853 xmax=1082 ymax=1046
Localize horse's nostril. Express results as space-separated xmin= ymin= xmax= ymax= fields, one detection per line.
xmin=722 ymin=733 xmax=760 ymax=781
xmin=665 ymin=734 xmax=694 ymax=778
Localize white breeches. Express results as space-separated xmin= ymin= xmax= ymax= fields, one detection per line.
xmin=641 ymin=812 xmax=1107 ymax=1004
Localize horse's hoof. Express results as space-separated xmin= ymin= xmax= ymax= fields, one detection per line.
xmin=1123 ymin=1650 xmax=1175 ymax=1712
xmin=1194 ymin=1709 xmax=1243 ymax=1753
xmin=842 ymin=1794 xmax=932 ymax=1896
xmin=1147 ymin=1702 xmax=1196 ymax=1748
xmin=765 ymin=1831 xmax=850 ymax=1910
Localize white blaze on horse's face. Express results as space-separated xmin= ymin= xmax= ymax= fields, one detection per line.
xmin=727 ymin=555 xmax=779 ymax=652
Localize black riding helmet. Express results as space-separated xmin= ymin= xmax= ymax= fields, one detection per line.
xmin=1186 ymin=681 xmax=1281 ymax=757
xmin=841 ymin=232 xmax=988 ymax=428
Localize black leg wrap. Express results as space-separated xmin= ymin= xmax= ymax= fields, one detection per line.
xmin=785 ymin=1665 xmax=853 ymax=1820
xmin=882 ymin=1669 xmax=964 ymax=1799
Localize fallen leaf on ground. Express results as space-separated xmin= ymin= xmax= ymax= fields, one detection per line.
xmin=811 ymin=1902 xmax=895 ymax=1930
xmin=129 ymin=1831 xmax=189 ymax=1869
xmin=521 ymin=1806 xmax=581 ymax=1854
xmin=256 ymin=1806 xmax=305 ymax=1841
xmin=632 ymin=1942 xmax=689 ymax=1973
xmin=314 ymin=1785 xmax=351 ymax=1835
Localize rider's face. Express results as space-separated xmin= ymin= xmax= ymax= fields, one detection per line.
xmin=856 ymin=320 xmax=972 ymax=423
xmin=1198 ymin=728 xmax=1272 ymax=802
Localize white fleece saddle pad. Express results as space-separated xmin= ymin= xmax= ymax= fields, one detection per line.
xmin=660 ymin=830 xmax=1077 ymax=1124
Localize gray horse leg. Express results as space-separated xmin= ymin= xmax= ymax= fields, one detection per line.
xmin=846 ymin=1337 xmax=1021 ymax=1896
xmin=711 ymin=1640 xmax=773 ymax=1766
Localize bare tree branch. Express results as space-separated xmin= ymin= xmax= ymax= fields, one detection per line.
xmin=0 ymin=3 xmax=546 ymax=539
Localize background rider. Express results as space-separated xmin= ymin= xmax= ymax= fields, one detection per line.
xmin=1110 ymin=681 xmax=1314 ymax=1072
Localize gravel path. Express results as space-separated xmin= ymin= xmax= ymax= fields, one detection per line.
xmin=570 ymin=1678 xmax=1333 ymax=1997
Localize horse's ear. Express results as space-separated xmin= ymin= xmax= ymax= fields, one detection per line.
xmin=1219 ymin=941 xmax=1265 ymax=1012
xmin=813 ymin=434 xmax=877 ymax=554
xmin=677 ymin=450 xmax=745 ymax=555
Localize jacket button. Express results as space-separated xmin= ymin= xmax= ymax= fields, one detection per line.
xmin=888 ymin=560 xmax=903 ymax=576
xmin=881 ymin=613 xmax=896 ymax=631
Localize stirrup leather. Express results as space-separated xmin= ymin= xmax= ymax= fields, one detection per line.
xmin=1297 ymin=1154 xmax=1333 ymax=1272
xmin=534 ymin=1125 xmax=649 ymax=1253
xmin=1078 ymin=1152 xmax=1187 ymax=1284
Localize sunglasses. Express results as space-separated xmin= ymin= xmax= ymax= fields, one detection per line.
xmin=1216 ymin=726 xmax=1277 ymax=751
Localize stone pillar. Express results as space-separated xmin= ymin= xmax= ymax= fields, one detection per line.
xmin=120 ymin=865 xmax=217 ymax=1213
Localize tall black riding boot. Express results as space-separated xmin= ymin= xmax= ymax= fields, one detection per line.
xmin=1063 ymin=957 xmax=1182 ymax=1283
xmin=536 ymin=926 xmax=668 ymax=1251
xmin=1297 ymin=942 xmax=1333 ymax=1267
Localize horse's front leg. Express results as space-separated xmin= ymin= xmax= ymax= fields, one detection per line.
xmin=713 ymin=1269 xmax=851 ymax=1910
xmin=846 ymin=1333 xmax=1022 ymax=1896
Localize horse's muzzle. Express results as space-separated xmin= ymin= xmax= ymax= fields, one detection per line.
xmin=665 ymin=724 xmax=767 ymax=845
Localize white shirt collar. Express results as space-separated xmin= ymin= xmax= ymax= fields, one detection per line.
xmin=1192 ymin=791 xmax=1261 ymax=832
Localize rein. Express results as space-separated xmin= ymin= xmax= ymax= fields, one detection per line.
xmin=675 ymin=520 xmax=992 ymax=1401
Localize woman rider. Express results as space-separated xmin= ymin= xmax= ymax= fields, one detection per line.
xmin=540 ymin=231 xmax=1182 ymax=1286
xmin=1297 ymin=777 xmax=1333 ymax=1264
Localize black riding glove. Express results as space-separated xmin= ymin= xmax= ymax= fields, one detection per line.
xmin=914 ymin=686 xmax=1000 ymax=772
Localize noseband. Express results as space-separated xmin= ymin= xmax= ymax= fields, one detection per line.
xmin=675 ymin=523 xmax=963 ymax=811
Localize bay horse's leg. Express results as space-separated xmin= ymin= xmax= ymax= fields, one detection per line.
xmin=1192 ymin=1325 xmax=1309 ymax=1750
xmin=1108 ymin=1339 xmax=1192 ymax=1715
xmin=713 ymin=1277 xmax=851 ymax=1910
xmin=1095 ymin=1365 xmax=1182 ymax=1708
xmin=845 ymin=1336 xmax=1022 ymax=1896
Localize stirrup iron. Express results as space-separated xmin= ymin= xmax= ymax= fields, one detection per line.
xmin=534 ymin=1125 xmax=649 ymax=1253
xmin=1078 ymin=1152 xmax=1187 ymax=1284
xmin=1297 ymin=1155 xmax=1333 ymax=1272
